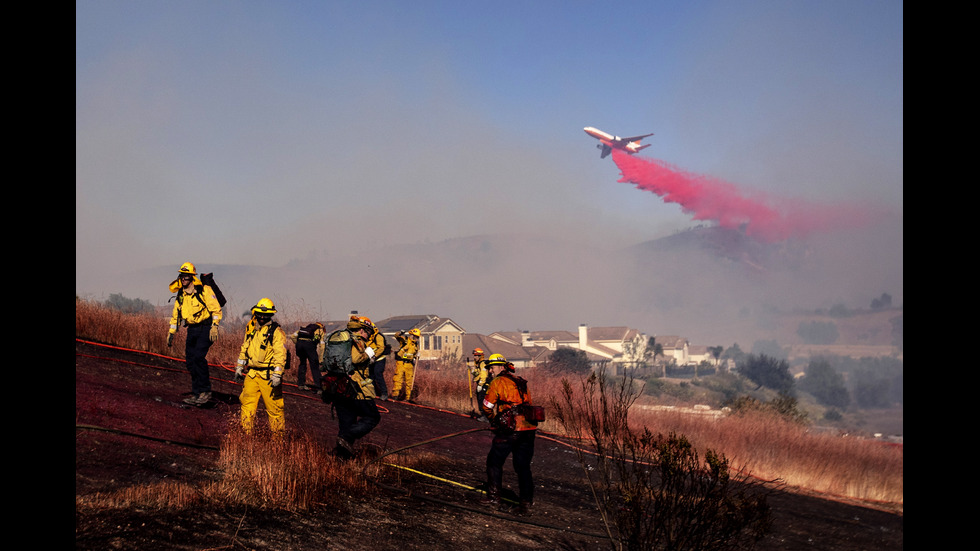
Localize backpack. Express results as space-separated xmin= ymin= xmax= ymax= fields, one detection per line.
xmin=321 ymin=329 xmax=357 ymax=404
xmin=199 ymin=272 xmax=228 ymax=307
xmin=323 ymin=329 xmax=355 ymax=375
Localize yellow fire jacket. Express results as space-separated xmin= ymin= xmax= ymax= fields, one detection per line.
xmin=470 ymin=357 xmax=491 ymax=387
xmin=169 ymin=282 xmax=223 ymax=332
xmin=348 ymin=333 xmax=377 ymax=400
xmin=395 ymin=335 xmax=419 ymax=364
xmin=367 ymin=331 xmax=388 ymax=360
xmin=239 ymin=320 xmax=287 ymax=375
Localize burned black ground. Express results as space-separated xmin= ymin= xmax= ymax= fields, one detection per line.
xmin=76 ymin=340 xmax=902 ymax=550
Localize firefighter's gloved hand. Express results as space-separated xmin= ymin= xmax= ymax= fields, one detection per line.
xmin=365 ymin=347 xmax=376 ymax=359
xmin=235 ymin=360 xmax=246 ymax=379
xmin=167 ymin=333 xmax=174 ymax=347
xmin=270 ymin=372 xmax=282 ymax=387
xmin=209 ymin=325 xmax=219 ymax=342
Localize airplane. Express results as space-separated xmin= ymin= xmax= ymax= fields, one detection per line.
xmin=584 ymin=126 xmax=654 ymax=159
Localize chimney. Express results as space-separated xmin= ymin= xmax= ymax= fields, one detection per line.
xmin=579 ymin=324 xmax=588 ymax=350
xmin=521 ymin=330 xmax=532 ymax=347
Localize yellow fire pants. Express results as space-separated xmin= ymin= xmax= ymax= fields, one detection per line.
xmin=240 ymin=371 xmax=284 ymax=434
xmin=391 ymin=360 xmax=416 ymax=400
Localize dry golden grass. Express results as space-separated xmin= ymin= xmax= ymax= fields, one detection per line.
xmin=216 ymin=424 xmax=375 ymax=511
xmin=76 ymin=298 xmax=272 ymax=366
xmin=627 ymin=407 xmax=902 ymax=504
xmin=75 ymin=423 xmax=376 ymax=512
xmin=416 ymin=365 xmax=902 ymax=507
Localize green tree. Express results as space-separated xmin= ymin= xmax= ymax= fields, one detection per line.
xmin=622 ymin=336 xmax=654 ymax=368
xmin=708 ymin=345 xmax=724 ymax=368
xmin=796 ymin=321 xmax=840 ymax=345
xmin=750 ymin=340 xmax=787 ymax=361
xmin=798 ymin=358 xmax=849 ymax=408
xmin=722 ymin=343 xmax=747 ymax=366
xmin=870 ymin=292 xmax=893 ymax=310
xmin=852 ymin=357 xmax=903 ymax=408
xmin=739 ymin=354 xmax=795 ymax=394
xmin=544 ymin=347 xmax=592 ymax=374
xmin=103 ymin=293 xmax=156 ymax=314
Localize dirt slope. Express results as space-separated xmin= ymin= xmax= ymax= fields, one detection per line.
xmin=75 ymin=340 xmax=902 ymax=550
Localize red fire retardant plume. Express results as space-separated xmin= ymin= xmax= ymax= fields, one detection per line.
xmin=612 ymin=149 xmax=873 ymax=243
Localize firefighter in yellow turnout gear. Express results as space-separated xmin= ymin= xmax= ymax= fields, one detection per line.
xmin=469 ymin=348 xmax=492 ymax=421
xmin=236 ymin=298 xmax=287 ymax=434
xmin=331 ymin=317 xmax=382 ymax=459
xmin=167 ymin=262 xmax=223 ymax=406
xmin=391 ymin=329 xmax=420 ymax=402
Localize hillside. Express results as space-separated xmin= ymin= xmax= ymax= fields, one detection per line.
xmin=76 ymin=340 xmax=902 ymax=550
xmin=78 ymin=221 xmax=902 ymax=347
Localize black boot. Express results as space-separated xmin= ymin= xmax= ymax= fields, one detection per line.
xmin=334 ymin=437 xmax=355 ymax=460
xmin=481 ymin=487 xmax=499 ymax=506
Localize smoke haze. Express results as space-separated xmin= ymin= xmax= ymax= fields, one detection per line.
xmin=76 ymin=3 xmax=902 ymax=347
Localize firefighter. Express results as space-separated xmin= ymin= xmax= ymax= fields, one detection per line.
xmin=333 ymin=316 xmax=382 ymax=459
xmin=235 ymin=298 xmax=287 ymax=434
xmin=167 ymin=262 xmax=223 ymax=406
xmin=366 ymin=320 xmax=391 ymax=400
xmin=470 ymin=348 xmax=492 ymax=421
xmin=293 ymin=322 xmax=325 ymax=391
xmin=480 ymin=354 xmax=537 ymax=516
xmin=392 ymin=328 xmax=421 ymax=402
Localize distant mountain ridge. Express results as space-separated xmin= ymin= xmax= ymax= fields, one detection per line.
xmin=84 ymin=223 xmax=901 ymax=347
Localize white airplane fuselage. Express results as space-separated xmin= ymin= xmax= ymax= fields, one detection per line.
xmin=584 ymin=126 xmax=653 ymax=158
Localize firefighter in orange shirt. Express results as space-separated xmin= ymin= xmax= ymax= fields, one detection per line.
xmin=479 ymin=354 xmax=537 ymax=516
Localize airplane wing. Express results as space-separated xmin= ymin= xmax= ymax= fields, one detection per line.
xmin=621 ymin=133 xmax=654 ymax=142
xmin=600 ymin=144 xmax=612 ymax=159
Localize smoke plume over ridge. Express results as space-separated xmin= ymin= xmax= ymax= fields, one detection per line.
xmin=612 ymin=150 xmax=878 ymax=243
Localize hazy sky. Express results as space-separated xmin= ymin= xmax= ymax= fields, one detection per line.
xmin=77 ymin=1 xmax=903 ymax=324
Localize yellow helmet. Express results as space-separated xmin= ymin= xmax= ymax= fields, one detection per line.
xmin=251 ymin=298 xmax=277 ymax=315
xmin=473 ymin=348 xmax=485 ymax=356
xmin=409 ymin=328 xmax=421 ymax=338
xmin=170 ymin=262 xmax=201 ymax=292
xmin=486 ymin=353 xmax=507 ymax=366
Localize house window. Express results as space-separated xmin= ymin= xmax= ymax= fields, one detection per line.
xmin=427 ymin=335 xmax=443 ymax=350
